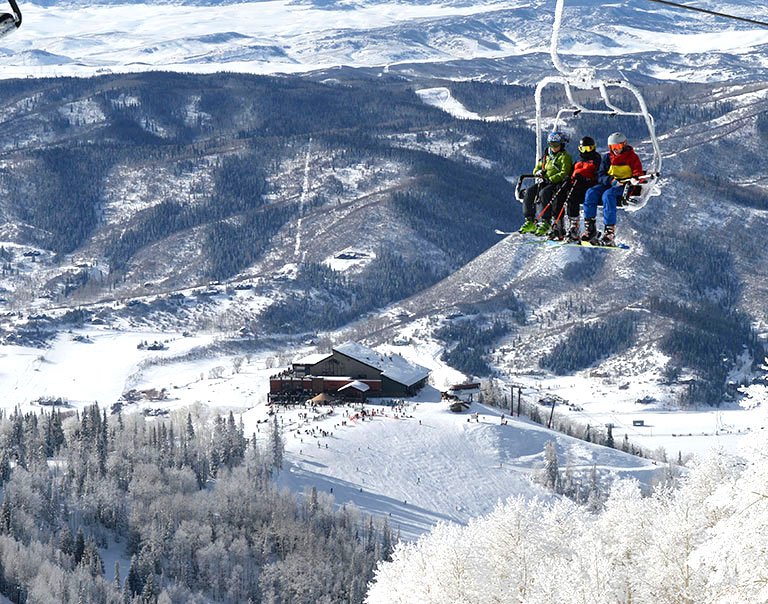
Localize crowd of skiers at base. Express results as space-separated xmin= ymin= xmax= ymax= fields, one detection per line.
xmin=519 ymin=130 xmax=644 ymax=247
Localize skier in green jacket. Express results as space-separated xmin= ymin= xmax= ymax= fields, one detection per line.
xmin=519 ymin=131 xmax=574 ymax=236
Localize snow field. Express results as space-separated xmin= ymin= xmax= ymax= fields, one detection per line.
xmin=2 ymin=0 xmax=768 ymax=81
xmin=1 ymin=325 xmax=765 ymax=542
xmin=243 ymin=387 xmax=660 ymax=540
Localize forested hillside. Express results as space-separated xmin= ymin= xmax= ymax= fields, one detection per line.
xmin=0 ymin=404 xmax=390 ymax=603
xmin=0 ymin=72 xmax=522 ymax=275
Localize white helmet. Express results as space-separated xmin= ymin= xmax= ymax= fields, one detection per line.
xmin=607 ymin=132 xmax=627 ymax=146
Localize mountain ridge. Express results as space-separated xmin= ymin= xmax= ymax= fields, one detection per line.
xmin=4 ymin=0 xmax=768 ymax=82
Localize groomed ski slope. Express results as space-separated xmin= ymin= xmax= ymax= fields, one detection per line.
xmin=244 ymin=390 xmax=662 ymax=540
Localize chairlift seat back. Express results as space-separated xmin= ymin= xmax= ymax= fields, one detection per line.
xmin=0 ymin=0 xmax=20 ymax=37
xmin=0 ymin=12 xmax=17 ymax=35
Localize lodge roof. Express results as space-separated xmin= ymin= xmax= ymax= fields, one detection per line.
xmin=293 ymin=352 xmax=333 ymax=365
xmin=338 ymin=380 xmax=371 ymax=393
xmin=333 ymin=341 xmax=430 ymax=387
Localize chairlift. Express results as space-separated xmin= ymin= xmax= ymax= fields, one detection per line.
xmin=0 ymin=0 xmax=21 ymax=38
xmin=516 ymin=0 xmax=662 ymax=211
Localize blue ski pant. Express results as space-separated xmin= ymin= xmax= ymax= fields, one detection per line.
xmin=583 ymin=183 xmax=623 ymax=226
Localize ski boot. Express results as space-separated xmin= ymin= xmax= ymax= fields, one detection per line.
xmin=519 ymin=219 xmax=537 ymax=234
xmin=566 ymin=216 xmax=580 ymax=242
xmin=547 ymin=221 xmax=565 ymax=241
xmin=600 ymin=224 xmax=616 ymax=247
xmin=580 ymin=218 xmax=598 ymax=243
xmin=534 ymin=220 xmax=551 ymax=237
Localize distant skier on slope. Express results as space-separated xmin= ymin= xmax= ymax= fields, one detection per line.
xmin=518 ymin=131 xmax=573 ymax=236
xmin=547 ymin=135 xmax=602 ymax=242
xmin=581 ymin=132 xmax=643 ymax=246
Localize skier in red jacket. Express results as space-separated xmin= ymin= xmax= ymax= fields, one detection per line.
xmin=582 ymin=132 xmax=643 ymax=246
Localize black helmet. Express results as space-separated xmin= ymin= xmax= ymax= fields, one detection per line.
xmin=579 ymin=136 xmax=595 ymax=148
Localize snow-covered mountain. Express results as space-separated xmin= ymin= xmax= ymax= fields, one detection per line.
xmin=0 ymin=0 xmax=767 ymax=583
xmin=0 ymin=1 xmax=767 ymax=602
xmin=3 ymin=0 xmax=768 ymax=81
xmin=0 ymin=68 xmax=765 ymax=456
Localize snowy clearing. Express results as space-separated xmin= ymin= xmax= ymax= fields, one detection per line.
xmin=2 ymin=326 xmax=752 ymax=539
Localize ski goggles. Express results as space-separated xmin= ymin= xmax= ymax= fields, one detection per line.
xmin=548 ymin=141 xmax=562 ymax=147
xmin=578 ymin=144 xmax=595 ymax=153
xmin=608 ymin=143 xmax=625 ymax=152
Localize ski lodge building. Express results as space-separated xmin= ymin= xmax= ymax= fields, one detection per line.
xmin=269 ymin=341 xmax=431 ymax=401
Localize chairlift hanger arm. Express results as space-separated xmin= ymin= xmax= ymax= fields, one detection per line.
xmin=562 ymin=81 xmax=589 ymax=113
xmin=7 ymin=0 xmax=19 ymax=23
xmin=598 ymin=83 xmax=627 ymax=115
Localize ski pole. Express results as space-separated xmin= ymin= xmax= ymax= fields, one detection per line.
xmin=536 ymin=181 xmax=567 ymax=221
xmin=557 ymin=180 xmax=579 ymax=224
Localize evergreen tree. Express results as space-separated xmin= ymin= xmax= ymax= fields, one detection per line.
xmin=270 ymin=415 xmax=284 ymax=473
xmin=74 ymin=528 xmax=86 ymax=565
xmin=0 ymin=450 xmax=11 ymax=485
xmin=59 ymin=524 xmax=74 ymax=558
xmin=543 ymin=441 xmax=560 ymax=492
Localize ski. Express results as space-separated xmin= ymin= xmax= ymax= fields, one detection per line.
xmin=496 ymin=230 xmax=630 ymax=250
xmin=577 ymin=240 xmax=630 ymax=251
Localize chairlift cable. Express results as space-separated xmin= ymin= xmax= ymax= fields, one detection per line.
xmin=644 ymin=0 xmax=768 ymax=29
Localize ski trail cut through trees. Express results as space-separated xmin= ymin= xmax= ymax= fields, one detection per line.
xmin=294 ymin=137 xmax=312 ymax=261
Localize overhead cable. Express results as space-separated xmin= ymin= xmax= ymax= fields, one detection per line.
xmin=645 ymin=0 xmax=768 ymax=28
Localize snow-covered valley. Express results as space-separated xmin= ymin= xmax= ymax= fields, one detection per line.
xmin=2 ymin=320 xmax=765 ymax=543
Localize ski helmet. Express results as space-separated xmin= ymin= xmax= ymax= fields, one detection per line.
xmin=578 ymin=136 xmax=596 ymax=152
xmin=547 ymin=131 xmax=569 ymax=145
xmin=607 ymin=132 xmax=627 ymax=149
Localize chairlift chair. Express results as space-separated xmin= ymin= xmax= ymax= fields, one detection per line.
xmin=516 ymin=0 xmax=662 ymax=211
xmin=0 ymin=0 xmax=21 ymax=38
